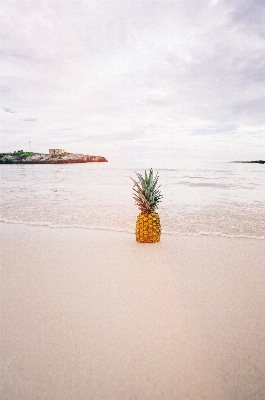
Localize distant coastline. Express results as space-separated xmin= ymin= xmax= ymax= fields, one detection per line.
xmin=232 ymin=160 xmax=264 ymax=164
xmin=0 ymin=150 xmax=108 ymax=164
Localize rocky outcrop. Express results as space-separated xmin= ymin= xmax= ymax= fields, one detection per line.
xmin=0 ymin=153 xmax=108 ymax=164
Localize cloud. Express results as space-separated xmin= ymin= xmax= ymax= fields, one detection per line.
xmin=3 ymin=107 xmax=16 ymax=113
xmin=0 ymin=0 xmax=264 ymax=162
xmin=192 ymin=124 xmax=238 ymax=136
xmin=226 ymin=0 xmax=265 ymax=37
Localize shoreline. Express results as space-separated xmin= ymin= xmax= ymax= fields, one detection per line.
xmin=0 ymin=220 xmax=264 ymax=240
xmin=1 ymin=223 xmax=265 ymax=399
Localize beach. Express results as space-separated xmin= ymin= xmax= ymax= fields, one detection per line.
xmin=1 ymin=223 xmax=265 ymax=399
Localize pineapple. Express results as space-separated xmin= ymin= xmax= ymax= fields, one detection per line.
xmin=130 ymin=169 xmax=162 ymax=243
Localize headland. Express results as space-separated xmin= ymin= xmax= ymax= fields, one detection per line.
xmin=0 ymin=150 xmax=108 ymax=164
xmin=232 ymin=160 xmax=264 ymax=164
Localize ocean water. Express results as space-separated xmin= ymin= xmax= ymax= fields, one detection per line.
xmin=0 ymin=161 xmax=264 ymax=239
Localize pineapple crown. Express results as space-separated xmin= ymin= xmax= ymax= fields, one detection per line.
xmin=130 ymin=168 xmax=163 ymax=213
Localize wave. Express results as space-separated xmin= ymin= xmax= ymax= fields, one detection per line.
xmin=176 ymin=181 xmax=232 ymax=189
xmin=162 ymin=229 xmax=265 ymax=240
xmin=1 ymin=218 xmax=264 ymax=240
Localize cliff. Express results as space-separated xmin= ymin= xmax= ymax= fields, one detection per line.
xmin=0 ymin=152 xmax=108 ymax=164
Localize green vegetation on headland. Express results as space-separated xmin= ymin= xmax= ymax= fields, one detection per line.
xmin=0 ymin=150 xmax=108 ymax=164
xmin=0 ymin=150 xmax=42 ymax=159
xmin=232 ymin=160 xmax=265 ymax=164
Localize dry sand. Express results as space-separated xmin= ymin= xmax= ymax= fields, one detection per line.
xmin=1 ymin=222 xmax=265 ymax=399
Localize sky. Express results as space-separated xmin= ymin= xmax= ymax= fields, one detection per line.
xmin=1 ymin=0 xmax=264 ymax=166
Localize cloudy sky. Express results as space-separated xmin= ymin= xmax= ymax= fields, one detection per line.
xmin=1 ymin=0 xmax=264 ymax=165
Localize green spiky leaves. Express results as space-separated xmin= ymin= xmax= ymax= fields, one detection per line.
xmin=130 ymin=169 xmax=163 ymax=213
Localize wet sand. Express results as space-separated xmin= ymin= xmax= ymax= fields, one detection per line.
xmin=1 ymin=223 xmax=265 ymax=399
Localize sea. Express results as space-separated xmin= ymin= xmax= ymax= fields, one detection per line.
xmin=0 ymin=161 xmax=264 ymax=239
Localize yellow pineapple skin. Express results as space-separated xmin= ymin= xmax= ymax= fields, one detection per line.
xmin=136 ymin=212 xmax=161 ymax=243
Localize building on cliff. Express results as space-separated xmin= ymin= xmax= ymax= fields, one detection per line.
xmin=49 ymin=149 xmax=65 ymax=155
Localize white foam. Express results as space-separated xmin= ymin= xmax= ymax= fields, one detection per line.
xmin=162 ymin=229 xmax=265 ymax=240
xmin=1 ymin=218 xmax=264 ymax=239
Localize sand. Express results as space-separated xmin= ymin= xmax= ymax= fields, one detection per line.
xmin=1 ymin=223 xmax=265 ymax=400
